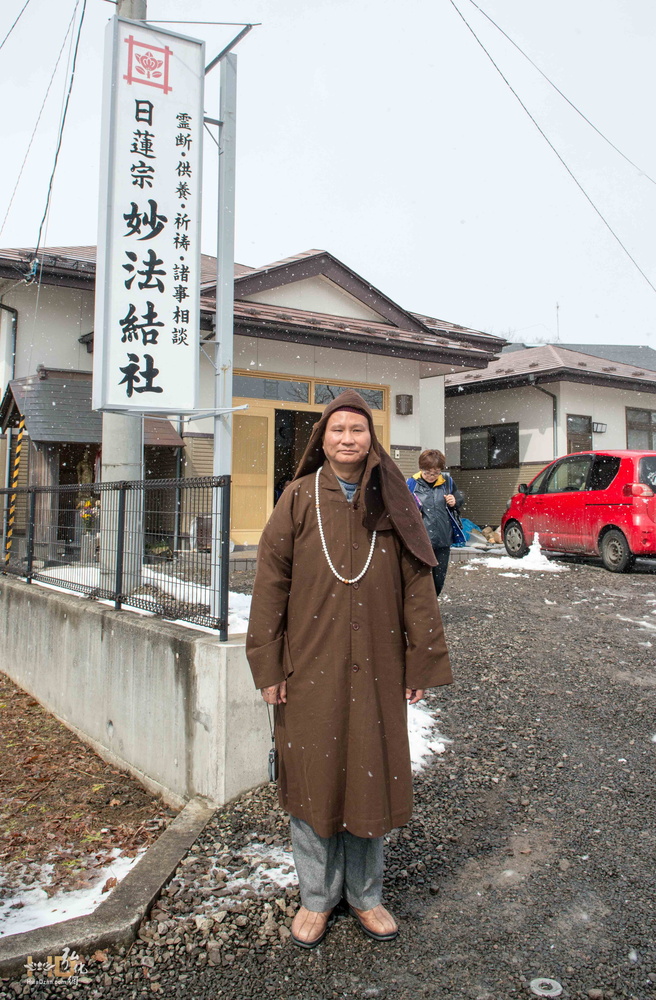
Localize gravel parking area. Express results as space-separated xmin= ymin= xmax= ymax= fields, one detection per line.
xmin=3 ymin=553 xmax=656 ymax=1000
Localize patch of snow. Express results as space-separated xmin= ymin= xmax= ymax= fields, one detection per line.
xmin=34 ymin=566 xmax=251 ymax=636
xmin=471 ymin=534 xmax=566 ymax=573
xmin=226 ymin=843 xmax=297 ymax=894
xmin=408 ymin=702 xmax=450 ymax=773
xmin=617 ymin=615 xmax=656 ymax=632
xmin=460 ymin=564 xmax=479 ymax=572
xmin=0 ymin=851 xmax=144 ymax=936
xmin=499 ymin=572 xmax=527 ymax=578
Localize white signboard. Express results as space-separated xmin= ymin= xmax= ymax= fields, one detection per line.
xmin=93 ymin=17 xmax=204 ymax=412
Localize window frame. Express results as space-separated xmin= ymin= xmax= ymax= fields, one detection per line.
xmin=460 ymin=422 xmax=519 ymax=471
xmin=542 ymin=454 xmax=593 ymax=494
xmin=626 ymin=406 xmax=656 ymax=451
xmin=566 ymin=413 xmax=593 ymax=454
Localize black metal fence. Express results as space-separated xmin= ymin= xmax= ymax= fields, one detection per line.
xmin=1 ymin=476 xmax=232 ymax=639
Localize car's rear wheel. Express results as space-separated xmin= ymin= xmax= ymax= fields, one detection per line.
xmin=600 ymin=529 xmax=635 ymax=573
xmin=504 ymin=520 xmax=528 ymax=558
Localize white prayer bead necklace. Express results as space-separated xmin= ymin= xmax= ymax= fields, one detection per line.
xmin=315 ymin=465 xmax=376 ymax=584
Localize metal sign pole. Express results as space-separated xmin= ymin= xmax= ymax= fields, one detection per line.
xmin=210 ymin=53 xmax=237 ymax=626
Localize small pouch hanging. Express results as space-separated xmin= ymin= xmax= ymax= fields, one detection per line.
xmin=267 ymin=704 xmax=278 ymax=782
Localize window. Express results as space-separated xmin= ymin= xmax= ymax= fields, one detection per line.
xmin=527 ymin=465 xmax=552 ymax=494
xmin=588 ymin=455 xmax=621 ymax=491
xmin=627 ymin=407 xmax=656 ymax=450
xmin=567 ymin=414 xmax=592 ymax=454
xmin=314 ymin=384 xmax=384 ymax=410
xmin=544 ymin=455 xmax=592 ymax=493
xmin=639 ymin=457 xmax=656 ymax=489
xmin=460 ymin=423 xmax=519 ymax=470
xmin=233 ymin=375 xmax=309 ymax=403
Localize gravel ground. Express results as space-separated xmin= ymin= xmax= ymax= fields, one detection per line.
xmin=3 ymin=554 xmax=656 ymax=1000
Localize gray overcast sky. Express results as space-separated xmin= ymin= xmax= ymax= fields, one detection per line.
xmin=1 ymin=0 xmax=654 ymax=345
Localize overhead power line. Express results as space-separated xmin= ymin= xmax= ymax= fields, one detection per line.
xmin=0 ymin=2 xmax=80 ymax=240
xmin=32 ymin=0 xmax=88 ymax=265
xmin=447 ymin=0 xmax=656 ymax=297
xmin=463 ymin=0 xmax=656 ymax=187
xmin=0 ymin=0 xmax=31 ymax=53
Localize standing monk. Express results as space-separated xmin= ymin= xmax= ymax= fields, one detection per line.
xmin=246 ymin=390 xmax=453 ymax=948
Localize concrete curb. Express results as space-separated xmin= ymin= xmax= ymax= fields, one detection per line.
xmin=0 ymin=797 xmax=216 ymax=979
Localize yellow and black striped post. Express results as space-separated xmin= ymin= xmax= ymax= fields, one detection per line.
xmin=4 ymin=416 xmax=25 ymax=567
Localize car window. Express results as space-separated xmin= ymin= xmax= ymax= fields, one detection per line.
xmin=544 ymin=456 xmax=592 ymax=494
xmin=588 ymin=456 xmax=621 ymax=491
xmin=527 ymin=466 xmax=551 ymax=494
xmin=639 ymin=456 xmax=656 ymax=489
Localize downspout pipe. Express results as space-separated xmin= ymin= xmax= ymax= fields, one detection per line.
xmin=530 ymin=380 xmax=558 ymax=459
xmin=0 ymin=302 xmax=18 ymax=492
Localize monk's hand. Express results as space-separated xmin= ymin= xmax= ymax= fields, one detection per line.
xmin=405 ymin=688 xmax=424 ymax=705
xmin=261 ymin=682 xmax=287 ymax=705
xmin=444 ymin=493 xmax=456 ymax=507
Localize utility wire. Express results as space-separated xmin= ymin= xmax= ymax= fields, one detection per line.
xmin=32 ymin=0 xmax=87 ymax=269
xmin=0 ymin=0 xmax=31 ymax=53
xmin=447 ymin=0 xmax=656 ymax=296
xmin=0 ymin=2 xmax=80 ymax=240
xmin=463 ymin=0 xmax=656 ymax=186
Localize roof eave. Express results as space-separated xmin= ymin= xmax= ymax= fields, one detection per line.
xmin=233 ymin=318 xmax=494 ymax=367
xmin=446 ymin=368 xmax=656 ymax=396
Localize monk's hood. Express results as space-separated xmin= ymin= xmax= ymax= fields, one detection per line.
xmin=293 ymin=389 xmax=436 ymax=567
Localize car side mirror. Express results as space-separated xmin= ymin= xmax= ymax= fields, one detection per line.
xmin=517 ymin=483 xmax=529 ymax=494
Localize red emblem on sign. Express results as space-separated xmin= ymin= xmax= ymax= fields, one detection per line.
xmin=124 ymin=35 xmax=172 ymax=94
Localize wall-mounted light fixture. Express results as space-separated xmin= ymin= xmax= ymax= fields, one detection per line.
xmin=592 ymin=422 xmax=607 ymax=434
xmin=396 ymin=394 xmax=413 ymax=415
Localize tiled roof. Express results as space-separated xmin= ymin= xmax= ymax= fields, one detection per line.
xmin=221 ymin=298 xmax=495 ymax=366
xmin=446 ymin=344 xmax=656 ymax=388
xmin=1 ymin=371 xmax=183 ymax=445
xmin=0 ymin=246 xmax=249 ymax=285
xmin=410 ymin=312 xmax=502 ymax=349
xmin=0 ymin=246 xmax=503 ymax=367
xmin=232 ymin=249 xmax=326 ymax=281
xmin=556 ymin=344 xmax=656 ymax=372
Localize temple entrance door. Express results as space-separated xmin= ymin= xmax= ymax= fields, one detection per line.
xmin=231 ymin=410 xmax=274 ymax=545
xmin=273 ymin=410 xmax=316 ymax=502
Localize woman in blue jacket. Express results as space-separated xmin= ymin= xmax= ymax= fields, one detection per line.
xmin=406 ymin=449 xmax=464 ymax=596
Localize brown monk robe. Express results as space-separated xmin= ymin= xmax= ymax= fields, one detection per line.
xmin=247 ymin=390 xmax=452 ymax=947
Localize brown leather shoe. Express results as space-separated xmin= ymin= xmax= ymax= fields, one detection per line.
xmin=349 ymin=904 xmax=399 ymax=941
xmin=290 ymin=906 xmax=333 ymax=949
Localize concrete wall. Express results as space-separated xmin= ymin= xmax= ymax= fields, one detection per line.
xmin=0 ymin=577 xmax=268 ymax=807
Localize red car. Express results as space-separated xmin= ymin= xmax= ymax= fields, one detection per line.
xmin=501 ymin=450 xmax=656 ymax=572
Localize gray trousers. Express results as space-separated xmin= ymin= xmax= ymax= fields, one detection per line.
xmin=290 ymin=816 xmax=384 ymax=912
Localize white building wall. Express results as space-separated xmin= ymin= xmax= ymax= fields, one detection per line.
xmin=557 ymin=381 xmax=656 ymax=451
xmin=419 ymin=376 xmax=445 ymax=451
xmin=192 ymin=336 xmax=423 ymax=445
xmin=0 ymin=307 xmax=14 ymax=392
xmin=242 ymin=275 xmax=387 ymax=322
xmin=3 ymin=284 xmax=94 ymax=381
xmin=446 ymin=380 xmax=656 ymax=467
xmin=445 ymin=385 xmax=554 ymax=466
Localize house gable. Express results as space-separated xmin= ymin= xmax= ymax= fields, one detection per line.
xmin=233 ymin=250 xmax=428 ymax=333
xmin=241 ymin=275 xmax=389 ymax=323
